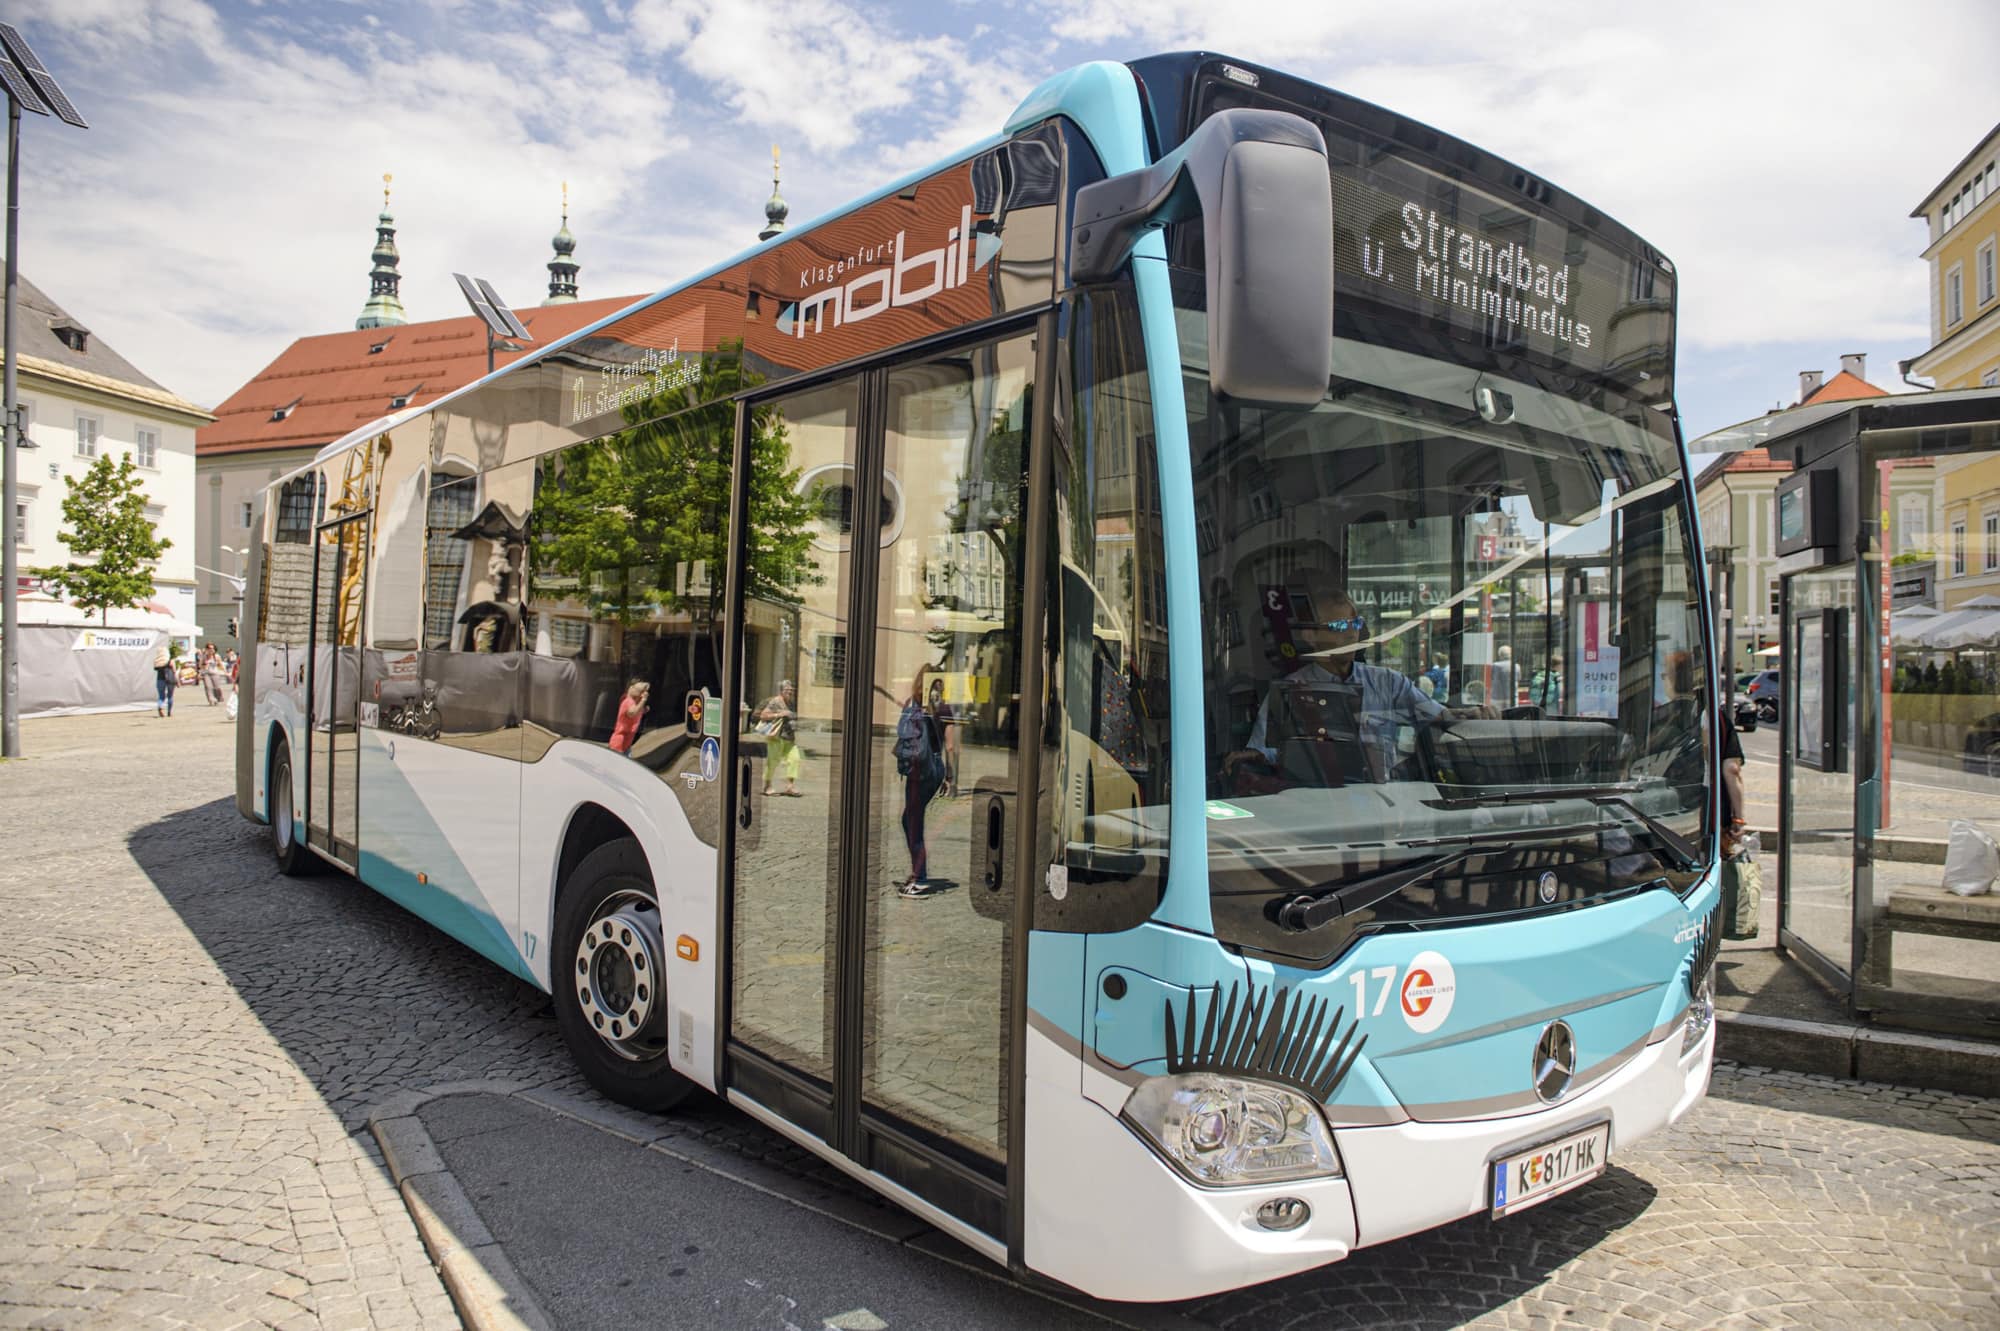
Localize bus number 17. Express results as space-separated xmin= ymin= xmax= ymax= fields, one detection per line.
xmin=1350 ymin=966 xmax=1399 ymax=1018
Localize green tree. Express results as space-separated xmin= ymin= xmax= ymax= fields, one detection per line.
xmin=35 ymin=452 xmax=170 ymax=623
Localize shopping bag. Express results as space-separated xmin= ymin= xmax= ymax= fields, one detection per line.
xmin=1942 ymin=819 xmax=1998 ymax=897
xmin=1721 ymin=856 xmax=1761 ymax=940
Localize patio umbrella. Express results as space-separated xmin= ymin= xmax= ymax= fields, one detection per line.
xmin=1925 ymin=609 xmax=2000 ymax=651
xmin=1912 ymin=595 xmax=2000 ymax=649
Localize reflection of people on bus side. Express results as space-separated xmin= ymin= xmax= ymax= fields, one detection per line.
xmin=609 ymin=680 xmax=649 ymax=755
xmin=926 ymin=675 xmax=960 ymax=797
xmin=757 ymin=679 xmax=801 ymax=796
xmin=1221 ymin=574 xmax=1493 ymax=782
xmin=895 ymin=664 xmax=948 ymax=898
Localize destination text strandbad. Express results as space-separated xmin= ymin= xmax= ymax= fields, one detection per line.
xmin=570 ymin=339 xmax=703 ymax=424
xmin=1380 ymin=200 xmax=1593 ymax=351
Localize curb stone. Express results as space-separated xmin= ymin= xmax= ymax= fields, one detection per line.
xmin=365 ymin=1080 xmax=1218 ymax=1331
xmin=368 ymin=1092 xmax=556 ymax=1331
xmin=1716 ymin=1009 xmax=2000 ymax=1098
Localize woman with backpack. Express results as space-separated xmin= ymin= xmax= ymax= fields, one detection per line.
xmin=893 ymin=664 xmax=947 ymax=898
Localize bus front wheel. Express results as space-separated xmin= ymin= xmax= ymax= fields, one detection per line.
xmin=553 ymin=838 xmax=694 ymax=1113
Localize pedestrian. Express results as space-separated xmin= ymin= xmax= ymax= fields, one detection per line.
xmin=893 ymin=664 xmax=947 ymax=897
xmin=609 ymin=680 xmax=649 ymax=755
xmin=200 ymin=644 xmax=225 ymax=706
xmin=755 ymin=679 xmax=802 ymax=796
xmin=152 ymin=640 xmax=177 ymax=718
xmin=226 ymin=648 xmax=240 ymax=685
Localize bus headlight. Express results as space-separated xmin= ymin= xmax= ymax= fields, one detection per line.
xmin=1122 ymin=1074 xmax=1343 ymax=1186
xmin=1682 ymin=969 xmax=1715 ymax=1055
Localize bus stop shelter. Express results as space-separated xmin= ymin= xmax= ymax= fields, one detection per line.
xmin=1696 ymin=385 xmax=2000 ymax=1036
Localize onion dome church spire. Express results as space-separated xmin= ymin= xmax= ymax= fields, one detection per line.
xmin=355 ymin=173 xmax=408 ymax=330
xmin=545 ymin=182 xmax=580 ymax=305
xmin=758 ymin=146 xmax=788 ymax=242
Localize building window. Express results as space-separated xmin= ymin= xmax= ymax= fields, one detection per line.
xmin=75 ymin=413 xmax=100 ymax=458
xmin=1899 ymin=495 xmax=1926 ymax=550
xmin=134 ymin=427 xmax=159 ymax=469
xmin=240 ymin=500 xmax=254 ymax=529
xmin=1987 ymin=514 xmax=1999 ymax=572
xmin=1768 ymin=581 xmax=1781 ymax=618
xmin=1946 ymin=264 xmax=1964 ymax=327
xmin=11 ymin=497 xmax=26 ymax=546
xmin=1953 ymin=520 xmax=1968 ymax=576
xmin=1980 ymin=239 xmax=1998 ymax=307
xmin=1984 ymin=367 xmax=2000 ymax=388
xmin=12 ymin=398 xmax=30 ymax=446
xmin=813 ymin=632 xmax=847 ymax=687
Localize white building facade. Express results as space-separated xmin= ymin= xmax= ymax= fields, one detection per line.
xmin=11 ymin=278 xmax=210 ymax=626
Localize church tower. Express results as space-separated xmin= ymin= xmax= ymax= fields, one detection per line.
xmin=758 ymin=146 xmax=788 ymax=242
xmin=545 ymin=182 xmax=580 ymax=304
xmin=355 ymin=173 xmax=408 ymax=329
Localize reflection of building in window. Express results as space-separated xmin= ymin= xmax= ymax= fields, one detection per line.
xmin=1953 ymin=520 xmax=1968 ymax=576
xmin=274 ymin=475 xmax=318 ymax=543
xmin=924 ymin=530 xmax=1004 ymax=617
xmin=1986 ymin=513 xmax=2000 ymax=571
xmin=424 ymin=481 xmax=479 ymax=649
xmin=813 ymin=632 xmax=846 ymax=686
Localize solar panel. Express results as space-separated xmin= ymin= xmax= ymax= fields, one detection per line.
xmin=452 ymin=271 xmax=506 ymax=338
xmin=0 ymin=55 xmax=45 ymax=116
xmin=0 ymin=24 xmax=84 ymax=128
xmin=476 ymin=278 xmax=532 ymax=342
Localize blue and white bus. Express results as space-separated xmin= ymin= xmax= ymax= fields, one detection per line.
xmin=236 ymin=52 xmax=1719 ymax=1301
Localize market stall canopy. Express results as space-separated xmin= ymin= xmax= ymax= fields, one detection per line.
xmin=13 ymin=593 xmax=201 ymax=637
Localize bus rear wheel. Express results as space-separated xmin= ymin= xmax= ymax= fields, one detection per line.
xmin=269 ymin=738 xmax=315 ymax=877
xmin=553 ymin=838 xmax=694 ymax=1113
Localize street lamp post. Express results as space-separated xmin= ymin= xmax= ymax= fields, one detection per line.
xmin=0 ymin=25 xmax=87 ymax=758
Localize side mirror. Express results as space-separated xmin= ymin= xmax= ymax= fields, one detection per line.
xmin=1069 ymin=107 xmax=1333 ymax=408
xmin=1733 ymin=702 xmax=1758 ymax=734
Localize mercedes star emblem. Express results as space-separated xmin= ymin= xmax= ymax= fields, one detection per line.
xmin=1533 ymin=1020 xmax=1577 ymax=1103
xmin=1538 ymin=871 xmax=1559 ymax=904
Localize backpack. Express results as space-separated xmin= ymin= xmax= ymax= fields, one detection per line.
xmin=893 ymin=702 xmax=940 ymax=782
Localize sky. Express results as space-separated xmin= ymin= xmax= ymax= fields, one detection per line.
xmin=13 ymin=0 xmax=2000 ymax=445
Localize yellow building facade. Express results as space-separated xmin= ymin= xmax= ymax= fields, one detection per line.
xmin=1909 ymin=123 xmax=2000 ymax=392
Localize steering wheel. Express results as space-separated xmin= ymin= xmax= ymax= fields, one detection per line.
xmin=1221 ymin=753 xmax=1294 ymax=798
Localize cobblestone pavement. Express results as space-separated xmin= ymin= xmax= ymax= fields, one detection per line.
xmin=3 ymin=710 xmax=1999 ymax=1329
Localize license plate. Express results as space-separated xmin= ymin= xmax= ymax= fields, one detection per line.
xmin=1490 ymin=1122 xmax=1609 ymax=1218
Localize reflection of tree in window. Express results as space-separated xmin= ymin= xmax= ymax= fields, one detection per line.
xmin=530 ymin=340 xmax=820 ymax=680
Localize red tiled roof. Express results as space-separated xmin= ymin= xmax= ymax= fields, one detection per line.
xmin=197 ymin=296 xmax=642 ymax=457
xmin=1693 ymin=447 xmax=1791 ymax=491
xmin=1802 ymin=369 xmax=1889 ymax=405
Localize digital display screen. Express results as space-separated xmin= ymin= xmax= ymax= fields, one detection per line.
xmin=1777 ymin=486 xmax=1805 ymax=544
xmin=1321 ymin=126 xmax=1670 ymax=385
xmin=1197 ymin=81 xmax=1674 ymax=391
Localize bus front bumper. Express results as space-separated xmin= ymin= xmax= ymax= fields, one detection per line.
xmin=1023 ymin=1021 xmax=1711 ymax=1303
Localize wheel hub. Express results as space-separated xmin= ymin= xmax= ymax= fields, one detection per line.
xmin=574 ymin=892 xmax=667 ymax=1060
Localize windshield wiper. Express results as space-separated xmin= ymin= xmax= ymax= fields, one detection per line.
xmin=1427 ymin=784 xmax=1700 ymax=870
xmin=1275 ymin=825 xmax=1586 ymax=932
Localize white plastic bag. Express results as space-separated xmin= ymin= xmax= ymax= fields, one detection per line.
xmin=1942 ymin=819 xmax=1998 ymax=897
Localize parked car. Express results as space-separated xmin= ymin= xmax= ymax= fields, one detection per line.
xmin=1962 ymin=711 xmax=2000 ymax=777
xmin=1743 ymin=668 xmax=1781 ymax=721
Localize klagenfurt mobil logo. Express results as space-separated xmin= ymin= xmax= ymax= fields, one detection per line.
xmin=780 ymin=205 xmax=994 ymax=338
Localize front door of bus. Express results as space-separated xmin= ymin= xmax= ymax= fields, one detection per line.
xmin=726 ymin=331 xmax=1038 ymax=1241
xmin=306 ymin=511 xmax=367 ymax=868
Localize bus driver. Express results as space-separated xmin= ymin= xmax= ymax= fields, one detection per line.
xmin=1221 ymin=572 xmax=1491 ymax=785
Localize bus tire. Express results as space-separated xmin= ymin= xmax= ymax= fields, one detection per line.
xmin=553 ymin=838 xmax=694 ymax=1113
xmin=268 ymin=737 xmax=315 ymax=877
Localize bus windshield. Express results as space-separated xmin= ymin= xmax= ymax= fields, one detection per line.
xmin=1180 ymin=292 xmax=1709 ymax=968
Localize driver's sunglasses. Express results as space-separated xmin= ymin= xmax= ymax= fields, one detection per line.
xmin=1318 ymin=616 xmax=1367 ymax=632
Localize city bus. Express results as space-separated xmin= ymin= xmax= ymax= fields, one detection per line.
xmin=234 ymin=51 xmax=1720 ymax=1301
